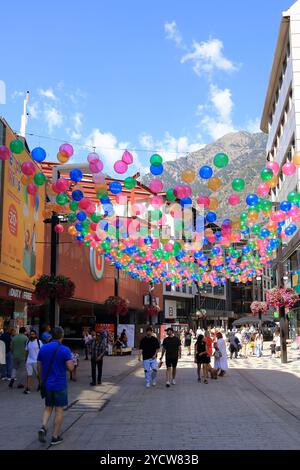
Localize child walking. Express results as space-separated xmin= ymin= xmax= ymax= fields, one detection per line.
xmin=70 ymin=349 xmax=80 ymax=381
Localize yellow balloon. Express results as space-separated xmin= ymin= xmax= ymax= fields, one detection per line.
xmin=293 ymin=151 xmax=300 ymax=166
xmin=207 ymin=177 xmax=222 ymax=191
xmin=181 ymin=170 xmax=196 ymax=184
xmin=57 ymin=152 xmax=69 ymax=164
xmin=267 ymin=175 xmax=279 ymax=189
xmin=208 ymin=197 xmax=219 ymax=210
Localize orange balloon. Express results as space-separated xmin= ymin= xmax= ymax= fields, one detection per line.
xmin=68 ymin=226 xmax=77 ymax=236
xmin=181 ymin=170 xmax=196 ymax=184
xmin=293 ymin=151 xmax=300 ymax=166
xmin=57 ymin=152 xmax=69 ymax=164
xmin=208 ymin=197 xmax=219 ymax=210
xmin=207 ymin=177 xmax=222 ymax=191
xmin=248 ymin=211 xmax=259 ymax=222
xmin=267 ymin=175 xmax=279 ymax=189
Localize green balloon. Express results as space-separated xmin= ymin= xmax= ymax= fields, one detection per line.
xmin=166 ymin=189 xmax=176 ymax=201
xmin=140 ymin=226 xmax=148 ymax=237
xmin=232 ymin=178 xmax=245 ymax=192
xmin=240 ymin=211 xmax=248 ymax=221
xmin=56 ymin=193 xmax=69 ymax=205
xmin=124 ymin=177 xmax=136 ymax=190
xmin=213 ymin=152 xmax=229 ymax=168
xmin=91 ymin=212 xmax=101 ymax=223
xmin=82 ymin=219 xmax=90 ymax=229
xmin=173 ymin=242 xmax=181 ymax=254
xmin=261 ymin=199 xmax=272 ymax=212
xmin=288 ymin=191 xmax=300 ymax=204
xmin=10 ymin=139 xmax=24 ymax=154
xmin=150 ymin=154 xmax=163 ymax=166
xmin=84 ymin=240 xmax=90 ymax=247
xmin=260 ymin=167 xmax=273 ymax=181
xmin=152 ymin=229 xmax=160 ymax=238
xmin=100 ymin=192 xmax=109 ymax=201
xmin=68 ymin=213 xmax=77 ymax=223
xmin=252 ymin=224 xmax=261 ymax=234
xmin=273 ymin=311 xmax=279 ymax=319
xmin=69 ymin=201 xmax=78 ymax=211
xmin=33 ymin=172 xmax=46 ymax=186
xmin=150 ymin=209 xmax=162 ymax=221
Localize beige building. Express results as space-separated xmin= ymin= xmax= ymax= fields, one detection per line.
xmin=261 ymin=0 xmax=300 ymax=290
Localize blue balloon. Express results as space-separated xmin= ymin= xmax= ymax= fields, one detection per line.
xmin=75 ymin=222 xmax=83 ymax=232
xmin=180 ymin=197 xmax=192 ymax=207
xmin=150 ymin=164 xmax=163 ymax=175
xmin=260 ymin=228 xmax=270 ymax=238
xmin=246 ymin=194 xmax=259 ymax=207
xmin=280 ymin=201 xmax=292 ymax=212
xmin=72 ymin=189 xmax=83 ymax=201
xmin=31 ymin=147 xmax=46 ymax=162
xmin=206 ymin=211 xmax=217 ymax=223
xmin=76 ymin=211 xmax=86 ymax=221
xmin=70 ymin=168 xmax=83 ymax=183
xmin=285 ymin=223 xmax=297 ymax=236
xmin=199 ymin=165 xmax=213 ymax=179
xmin=109 ymin=181 xmax=122 ymax=194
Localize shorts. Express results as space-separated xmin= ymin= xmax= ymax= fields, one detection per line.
xmin=26 ymin=362 xmax=38 ymax=376
xmin=166 ymin=357 xmax=178 ymax=368
xmin=45 ymin=389 xmax=68 ymax=408
xmin=275 ymin=346 xmax=281 ymax=352
xmin=196 ymin=355 xmax=210 ymax=364
xmin=184 ymin=340 xmax=191 ymax=347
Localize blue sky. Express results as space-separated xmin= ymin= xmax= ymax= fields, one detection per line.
xmin=0 ymin=0 xmax=293 ymax=174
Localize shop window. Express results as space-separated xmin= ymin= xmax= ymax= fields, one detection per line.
xmin=165 ymin=284 xmax=171 ymax=292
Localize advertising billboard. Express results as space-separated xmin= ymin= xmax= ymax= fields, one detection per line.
xmin=0 ymin=121 xmax=45 ymax=289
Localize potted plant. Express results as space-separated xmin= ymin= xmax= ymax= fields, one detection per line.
xmin=105 ymin=296 xmax=129 ymax=317
xmin=33 ymin=274 xmax=75 ymax=304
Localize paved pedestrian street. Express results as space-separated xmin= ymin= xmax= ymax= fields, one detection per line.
xmin=1 ymin=347 xmax=300 ymax=451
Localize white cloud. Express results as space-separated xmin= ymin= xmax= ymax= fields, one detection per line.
xmin=246 ymin=117 xmax=261 ymax=133
xmin=66 ymin=112 xmax=83 ymax=140
xmin=164 ymin=21 xmax=183 ymax=47
xmin=28 ymin=101 xmax=40 ymax=119
xmin=44 ymin=106 xmax=63 ymax=133
xmin=199 ymin=84 xmax=236 ymax=140
xmin=181 ymin=38 xmax=238 ymax=76
xmin=38 ymin=88 xmax=57 ymax=100
xmin=139 ymin=132 xmax=203 ymax=163
xmin=11 ymin=91 xmax=24 ymax=100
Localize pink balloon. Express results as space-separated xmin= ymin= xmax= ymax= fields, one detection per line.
xmin=55 ymin=178 xmax=69 ymax=192
xmin=51 ymin=182 xmax=61 ymax=194
xmin=228 ymin=194 xmax=240 ymax=206
xmin=27 ymin=183 xmax=38 ymax=195
xmin=122 ymin=150 xmax=134 ymax=165
xmin=89 ymin=160 xmax=103 ymax=173
xmin=257 ymin=183 xmax=270 ymax=197
xmin=87 ymin=152 xmax=100 ymax=163
xmin=150 ymin=179 xmax=163 ymax=193
xmin=197 ymin=195 xmax=210 ymax=209
xmin=282 ymin=162 xmax=296 ymax=176
xmin=114 ymin=160 xmax=128 ymax=174
xmin=266 ymin=161 xmax=279 ymax=175
xmin=54 ymin=224 xmax=64 ymax=234
xmin=59 ymin=143 xmax=74 ymax=157
xmin=78 ymin=198 xmax=90 ymax=209
xmin=287 ymin=205 xmax=300 ymax=217
xmin=165 ymin=243 xmax=173 ymax=252
xmin=0 ymin=145 xmax=10 ymax=161
xmin=21 ymin=161 xmax=35 ymax=176
xmin=151 ymin=195 xmax=164 ymax=207
xmin=86 ymin=203 xmax=96 ymax=214
xmin=93 ymin=172 xmax=105 ymax=184
xmin=292 ymin=213 xmax=300 ymax=223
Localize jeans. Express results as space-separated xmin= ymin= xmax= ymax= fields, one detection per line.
xmin=3 ymin=352 xmax=12 ymax=378
xmin=91 ymin=358 xmax=103 ymax=384
xmin=143 ymin=358 xmax=157 ymax=385
xmin=256 ymin=344 xmax=263 ymax=357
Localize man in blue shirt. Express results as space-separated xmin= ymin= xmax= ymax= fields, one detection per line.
xmin=37 ymin=326 xmax=73 ymax=446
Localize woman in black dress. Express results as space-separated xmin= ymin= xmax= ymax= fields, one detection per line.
xmin=194 ymin=334 xmax=209 ymax=384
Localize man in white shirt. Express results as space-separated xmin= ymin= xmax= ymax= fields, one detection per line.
xmin=24 ymin=330 xmax=43 ymax=394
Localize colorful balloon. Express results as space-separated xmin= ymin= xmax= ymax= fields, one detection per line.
xmin=122 ymin=150 xmax=134 ymax=164
xmin=70 ymin=168 xmax=83 ymax=183
xmin=213 ymin=152 xmax=229 ymax=168
xmin=21 ymin=161 xmax=35 ymax=176
xmin=114 ymin=160 xmax=128 ymax=174
xmin=150 ymin=154 xmax=163 ymax=166
xmin=232 ymin=178 xmax=245 ymax=192
xmin=149 ymin=179 xmax=163 ymax=193
xmin=10 ymin=139 xmax=24 ymax=154
xmin=282 ymin=162 xmax=296 ymax=176
xmin=199 ymin=166 xmax=213 ymax=180
xmin=59 ymin=143 xmax=74 ymax=157
xmin=0 ymin=145 xmax=10 ymax=161
xmin=31 ymin=147 xmax=46 ymax=162
xmin=208 ymin=177 xmax=221 ymax=191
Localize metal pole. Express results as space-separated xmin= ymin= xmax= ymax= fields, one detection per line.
xmin=114 ymin=265 xmax=119 ymax=340
xmin=50 ymin=214 xmax=60 ymax=328
xmin=277 ymin=242 xmax=288 ymax=364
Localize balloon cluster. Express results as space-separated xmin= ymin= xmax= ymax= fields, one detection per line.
xmin=16 ymin=140 xmax=300 ymax=287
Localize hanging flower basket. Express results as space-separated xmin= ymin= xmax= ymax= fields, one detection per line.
xmin=266 ymin=287 xmax=299 ymax=309
xmin=250 ymin=301 xmax=268 ymax=316
xmin=105 ymin=296 xmax=129 ymax=316
xmin=33 ymin=274 xmax=75 ymax=304
xmin=144 ymin=305 xmax=160 ymax=317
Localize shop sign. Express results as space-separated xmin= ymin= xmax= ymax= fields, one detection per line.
xmin=7 ymin=287 xmax=32 ymax=301
xmin=89 ymin=248 xmax=105 ymax=281
xmin=165 ymin=300 xmax=177 ymax=319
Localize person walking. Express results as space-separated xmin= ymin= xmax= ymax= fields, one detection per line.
xmin=195 ymin=334 xmax=209 ymax=384
xmin=241 ymin=326 xmax=250 ymax=358
xmin=83 ymin=329 xmax=92 ymax=360
xmin=24 ymin=330 xmax=43 ymax=394
xmin=184 ymin=329 xmax=192 ymax=356
xmin=138 ymin=326 xmax=160 ymax=388
xmin=159 ymin=328 xmax=181 ymax=387
xmin=255 ymin=331 xmax=264 ymax=358
xmin=10 ymin=326 xmax=28 ymax=388
xmin=228 ymin=331 xmax=239 ymax=359
xmin=90 ymin=332 xmax=106 ymax=386
xmin=37 ymin=327 xmax=73 ymax=446
xmin=0 ymin=326 xmax=12 ymax=380
xmin=214 ymin=332 xmax=228 ymax=377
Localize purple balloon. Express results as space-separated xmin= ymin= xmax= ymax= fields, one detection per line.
xmin=114 ymin=160 xmax=128 ymax=174
xmin=87 ymin=152 xmax=100 ymax=163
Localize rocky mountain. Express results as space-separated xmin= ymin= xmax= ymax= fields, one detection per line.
xmin=142 ymin=131 xmax=268 ymax=221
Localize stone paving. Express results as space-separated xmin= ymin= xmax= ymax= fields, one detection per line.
xmin=1 ymin=344 xmax=300 ymax=450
